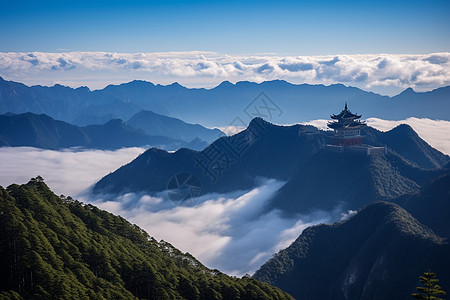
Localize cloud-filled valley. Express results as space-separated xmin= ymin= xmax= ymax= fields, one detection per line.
xmin=0 ymin=146 xmax=342 ymax=276
xmin=1 ymin=52 xmax=449 ymax=95
xmin=86 ymin=179 xmax=339 ymax=276
xmin=1 ymin=117 xmax=449 ymax=276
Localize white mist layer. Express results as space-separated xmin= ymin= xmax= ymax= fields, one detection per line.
xmin=84 ymin=179 xmax=339 ymax=276
xmin=0 ymin=146 xmax=340 ymax=276
xmin=0 ymin=146 xmax=145 ymax=196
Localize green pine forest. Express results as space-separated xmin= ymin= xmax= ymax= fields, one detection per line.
xmin=0 ymin=177 xmax=293 ymax=300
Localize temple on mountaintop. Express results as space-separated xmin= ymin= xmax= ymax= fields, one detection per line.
xmin=327 ymin=103 xmax=366 ymax=146
xmin=325 ymin=104 xmax=386 ymax=155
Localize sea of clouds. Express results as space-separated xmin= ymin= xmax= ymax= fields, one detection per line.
xmin=0 ymin=146 xmax=145 ymax=196
xmin=0 ymin=145 xmax=342 ymax=275
xmin=1 ymin=52 xmax=449 ymax=95
xmin=85 ymin=179 xmax=342 ymax=276
xmin=0 ymin=117 xmax=448 ymax=276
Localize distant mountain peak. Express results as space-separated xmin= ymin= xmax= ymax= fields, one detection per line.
xmin=133 ymin=109 xmax=157 ymax=116
xmin=247 ymin=117 xmax=272 ymax=131
xmin=261 ymin=79 xmax=290 ymax=85
xmin=53 ymin=83 xmax=68 ymax=89
xmin=168 ymin=82 xmax=184 ymax=88
xmin=105 ymin=80 xmax=156 ymax=89
xmin=104 ymin=118 xmax=124 ymax=125
xmin=399 ymin=87 xmax=416 ymax=95
xmin=235 ymin=80 xmax=257 ymax=87
xmin=216 ymin=80 xmax=234 ymax=88
xmin=130 ymin=79 xmax=152 ymax=84
xmin=75 ymin=86 xmax=90 ymax=92
xmin=390 ymin=123 xmax=415 ymax=133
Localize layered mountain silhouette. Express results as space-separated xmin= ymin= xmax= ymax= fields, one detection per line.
xmin=0 ymin=112 xmax=208 ymax=150
xmin=0 ymin=178 xmax=293 ymax=299
xmin=126 ymin=110 xmax=223 ymax=143
xmin=93 ymin=118 xmax=449 ymax=216
xmin=253 ymin=201 xmax=450 ymax=300
xmin=1 ymin=76 xmax=449 ymax=127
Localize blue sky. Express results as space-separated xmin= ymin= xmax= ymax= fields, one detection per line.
xmin=1 ymin=0 xmax=449 ymax=55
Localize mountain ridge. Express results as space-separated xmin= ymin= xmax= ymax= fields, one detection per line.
xmin=1 ymin=77 xmax=449 ymax=127
xmin=0 ymin=112 xmax=209 ymax=150
xmin=93 ymin=118 xmax=449 ymax=216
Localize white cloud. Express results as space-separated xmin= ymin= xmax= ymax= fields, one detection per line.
xmin=366 ymin=118 xmax=450 ymax=155
xmin=0 ymin=146 xmax=338 ymax=276
xmin=217 ymin=125 xmax=247 ymax=136
xmin=85 ymin=179 xmax=336 ymax=276
xmin=0 ymin=146 xmax=145 ymax=196
xmin=1 ymin=52 xmax=449 ymax=95
xmin=340 ymin=209 xmax=357 ymax=221
xmin=302 ymin=119 xmax=330 ymax=131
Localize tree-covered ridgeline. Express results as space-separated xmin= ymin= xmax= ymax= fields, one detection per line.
xmin=0 ymin=177 xmax=293 ymax=299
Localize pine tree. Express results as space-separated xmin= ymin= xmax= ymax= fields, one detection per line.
xmin=412 ymin=272 xmax=446 ymax=300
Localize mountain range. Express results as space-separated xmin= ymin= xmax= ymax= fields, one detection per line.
xmin=0 ymin=178 xmax=293 ymax=299
xmin=0 ymin=112 xmax=219 ymax=150
xmin=93 ymin=118 xmax=449 ymax=216
xmin=1 ymin=76 xmax=449 ymax=128
xmin=253 ymin=169 xmax=450 ymax=299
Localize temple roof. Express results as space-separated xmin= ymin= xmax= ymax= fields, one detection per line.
xmin=327 ymin=120 xmax=366 ymax=130
xmin=327 ymin=103 xmax=366 ymax=130
xmin=330 ymin=103 xmax=362 ymax=120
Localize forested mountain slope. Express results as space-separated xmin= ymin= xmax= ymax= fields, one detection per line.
xmin=0 ymin=178 xmax=292 ymax=300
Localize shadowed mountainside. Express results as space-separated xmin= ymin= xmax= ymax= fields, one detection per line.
xmin=93 ymin=118 xmax=449 ymax=216
xmin=398 ymin=168 xmax=450 ymax=239
xmin=93 ymin=118 xmax=327 ymax=195
xmin=253 ymin=201 xmax=450 ymax=300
